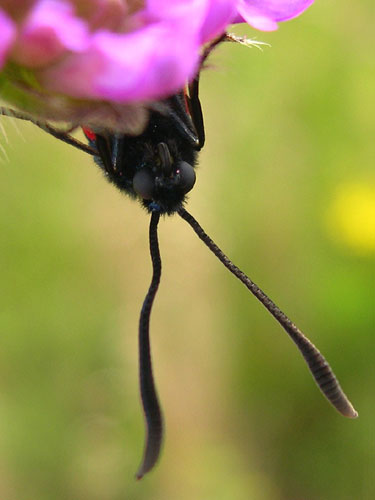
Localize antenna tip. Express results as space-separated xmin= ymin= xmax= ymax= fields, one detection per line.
xmin=348 ymin=409 xmax=359 ymax=419
xmin=340 ymin=403 xmax=358 ymax=419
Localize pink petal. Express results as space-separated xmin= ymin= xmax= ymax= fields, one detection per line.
xmin=13 ymin=0 xmax=89 ymax=68
xmin=200 ymin=0 xmax=237 ymax=43
xmin=0 ymin=9 xmax=16 ymax=68
xmin=236 ymin=0 xmax=315 ymax=31
xmin=42 ymin=19 xmax=200 ymax=101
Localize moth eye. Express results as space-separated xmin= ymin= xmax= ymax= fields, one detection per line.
xmin=177 ymin=161 xmax=196 ymax=193
xmin=133 ymin=169 xmax=155 ymax=200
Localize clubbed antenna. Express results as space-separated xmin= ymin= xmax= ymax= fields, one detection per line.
xmin=136 ymin=211 xmax=164 ymax=479
xmin=178 ymin=207 xmax=358 ymax=419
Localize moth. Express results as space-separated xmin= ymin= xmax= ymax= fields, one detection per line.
xmin=0 ymin=36 xmax=357 ymax=479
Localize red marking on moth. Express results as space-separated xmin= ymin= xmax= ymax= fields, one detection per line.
xmin=82 ymin=127 xmax=96 ymax=141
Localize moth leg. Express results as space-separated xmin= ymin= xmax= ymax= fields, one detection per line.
xmin=93 ymin=133 xmax=118 ymax=177
xmin=0 ymin=107 xmax=97 ymax=157
xmin=164 ymin=94 xmax=200 ymax=149
xmin=187 ymin=34 xmax=228 ymax=150
xmin=187 ymin=76 xmax=205 ymax=150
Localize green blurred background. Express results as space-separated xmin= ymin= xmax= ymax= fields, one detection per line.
xmin=0 ymin=2 xmax=374 ymax=499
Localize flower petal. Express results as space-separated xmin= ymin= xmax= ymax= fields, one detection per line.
xmin=145 ymin=0 xmax=236 ymax=43
xmin=236 ymin=0 xmax=315 ymax=31
xmin=200 ymin=0 xmax=237 ymax=43
xmin=0 ymin=9 xmax=16 ymax=68
xmin=73 ymin=0 xmax=128 ymax=30
xmin=42 ymin=18 xmax=200 ymax=101
xmin=12 ymin=0 xmax=89 ymax=68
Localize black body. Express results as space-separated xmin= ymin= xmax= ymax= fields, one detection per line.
xmin=84 ymin=93 xmax=202 ymax=215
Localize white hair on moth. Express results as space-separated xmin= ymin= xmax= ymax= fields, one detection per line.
xmin=0 ymin=107 xmax=29 ymax=164
xmin=0 ymin=105 xmax=26 ymax=142
xmin=0 ymin=119 xmax=9 ymax=144
xmin=7 ymin=114 xmax=26 ymax=142
xmin=0 ymin=131 xmax=10 ymax=163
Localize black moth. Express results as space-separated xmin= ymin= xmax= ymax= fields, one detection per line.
xmin=1 ymin=35 xmax=357 ymax=479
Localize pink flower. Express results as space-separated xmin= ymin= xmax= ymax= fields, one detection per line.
xmin=235 ymin=0 xmax=315 ymax=31
xmin=0 ymin=1 xmax=314 ymax=130
xmin=0 ymin=10 xmax=15 ymax=67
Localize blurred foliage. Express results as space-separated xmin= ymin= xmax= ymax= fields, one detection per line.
xmin=0 ymin=2 xmax=374 ymax=499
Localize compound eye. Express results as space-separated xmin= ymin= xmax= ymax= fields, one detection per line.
xmin=133 ymin=169 xmax=155 ymax=200
xmin=177 ymin=161 xmax=196 ymax=194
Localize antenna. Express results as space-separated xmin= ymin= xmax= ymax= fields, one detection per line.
xmin=136 ymin=211 xmax=164 ymax=479
xmin=178 ymin=207 xmax=358 ymax=419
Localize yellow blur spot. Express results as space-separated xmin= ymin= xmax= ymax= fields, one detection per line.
xmin=326 ymin=181 xmax=375 ymax=256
